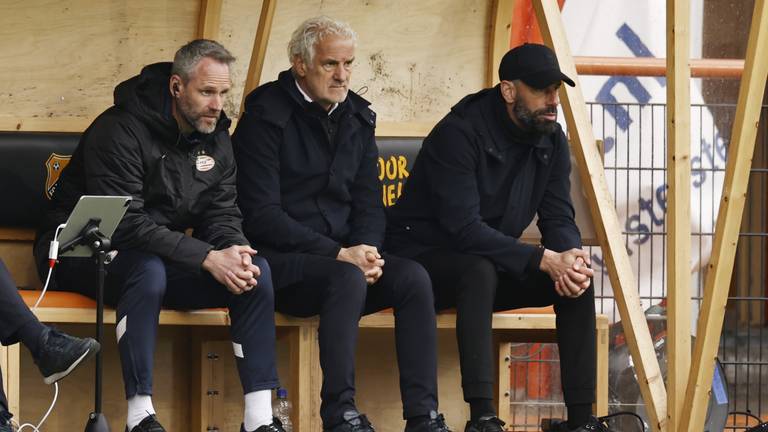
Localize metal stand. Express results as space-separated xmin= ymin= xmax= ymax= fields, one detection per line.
xmin=60 ymin=218 xmax=112 ymax=432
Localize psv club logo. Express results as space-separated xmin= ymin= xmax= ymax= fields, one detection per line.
xmin=45 ymin=153 xmax=71 ymax=199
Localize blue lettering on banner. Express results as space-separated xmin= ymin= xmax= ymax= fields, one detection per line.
xmin=587 ymin=23 xmax=727 ymax=269
xmin=711 ymin=363 xmax=727 ymax=405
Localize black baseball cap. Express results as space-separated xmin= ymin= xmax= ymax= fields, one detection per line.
xmin=498 ymin=43 xmax=575 ymax=89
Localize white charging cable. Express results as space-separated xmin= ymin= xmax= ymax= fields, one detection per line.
xmin=14 ymin=383 xmax=58 ymax=432
xmin=32 ymin=224 xmax=66 ymax=309
xmin=12 ymin=223 xmax=68 ymax=431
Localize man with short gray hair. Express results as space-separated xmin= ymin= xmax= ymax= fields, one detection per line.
xmin=36 ymin=39 xmax=283 ymax=432
xmin=234 ymin=16 xmax=448 ymax=432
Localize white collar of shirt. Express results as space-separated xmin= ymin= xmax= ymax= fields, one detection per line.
xmin=295 ymin=80 xmax=339 ymax=116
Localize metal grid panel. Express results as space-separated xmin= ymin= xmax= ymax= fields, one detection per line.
xmin=505 ymin=102 xmax=768 ymax=431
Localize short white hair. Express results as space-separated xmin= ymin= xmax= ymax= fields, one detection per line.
xmin=287 ymin=16 xmax=357 ymax=65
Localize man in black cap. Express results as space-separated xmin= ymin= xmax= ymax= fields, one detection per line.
xmin=386 ymin=43 xmax=606 ymax=432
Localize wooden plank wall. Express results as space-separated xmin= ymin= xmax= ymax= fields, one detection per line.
xmin=0 ymin=0 xmax=490 ymax=132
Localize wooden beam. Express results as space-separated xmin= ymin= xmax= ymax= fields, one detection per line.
xmin=532 ymin=2 xmax=669 ymax=431
xmin=376 ymin=121 xmax=435 ymax=138
xmin=197 ymin=0 xmax=223 ymax=40
xmin=3 ymin=344 xmax=20 ymax=417
xmin=288 ymin=325 xmax=316 ymax=432
xmin=240 ymin=0 xmax=277 ymax=115
xmin=666 ymin=0 xmax=692 ymax=430
xmin=681 ymin=1 xmax=768 ymax=431
xmin=595 ymin=324 xmax=609 ymax=416
xmin=574 ymin=56 xmax=744 ymax=78
xmin=487 ymin=0 xmax=515 ymax=87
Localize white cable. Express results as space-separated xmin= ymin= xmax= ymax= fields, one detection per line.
xmin=32 ymin=223 xmax=66 ymax=309
xmin=13 ymin=382 xmax=58 ymax=432
xmin=13 ymin=223 xmax=67 ymax=431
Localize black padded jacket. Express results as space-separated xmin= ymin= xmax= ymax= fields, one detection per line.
xmin=35 ymin=62 xmax=248 ymax=273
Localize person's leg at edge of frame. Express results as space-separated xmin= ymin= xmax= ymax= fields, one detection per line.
xmin=495 ymin=271 xmax=598 ymax=432
xmin=362 ymin=255 xmax=445 ymax=431
xmin=54 ymin=250 xmax=168 ymax=431
xmin=275 ymin=258 xmax=369 ymax=430
xmin=227 ymin=256 xmax=281 ymax=432
xmin=412 ymin=250 xmax=505 ymax=432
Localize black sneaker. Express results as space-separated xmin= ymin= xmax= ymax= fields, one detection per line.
xmin=541 ymin=416 xmax=612 ymax=432
xmin=325 ymin=410 xmax=375 ymax=432
xmin=0 ymin=410 xmax=14 ymax=432
xmin=36 ymin=327 xmax=100 ymax=385
xmin=464 ymin=416 xmax=505 ymax=432
xmin=241 ymin=417 xmax=287 ymax=432
xmin=405 ymin=411 xmax=452 ymax=432
xmin=126 ymin=414 xmax=166 ymax=432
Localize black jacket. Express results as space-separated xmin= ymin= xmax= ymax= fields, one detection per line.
xmin=35 ymin=62 xmax=248 ymax=273
xmin=232 ymin=69 xmax=383 ymax=258
xmin=386 ymin=86 xmax=581 ymax=277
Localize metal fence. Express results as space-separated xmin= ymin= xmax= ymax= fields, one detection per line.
xmin=506 ymin=102 xmax=768 ymax=431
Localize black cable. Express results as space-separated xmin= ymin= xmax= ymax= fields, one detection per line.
xmin=728 ymin=410 xmax=765 ymax=426
xmin=598 ymin=411 xmax=646 ymax=432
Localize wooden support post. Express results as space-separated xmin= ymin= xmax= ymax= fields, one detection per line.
xmin=240 ymin=0 xmax=277 ymax=115
xmin=487 ymin=0 xmax=515 ymax=87
xmin=0 ymin=345 xmax=7 ymax=407
xmin=497 ymin=342 xmax=512 ymax=425
xmin=288 ymin=325 xmax=315 ymax=432
xmin=197 ymin=0 xmax=223 ymax=40
xmin=681 ymin=1 xmax=768 ymax=431
xmin=532 ymin=2 xmax=669 ymax=430
xmin=666 ymin=0 xmax=692 ymax=430
xmin=595 ymin=321 xmax=609 ymax=417
xmin=2 ymin=344 xmax=20 ymax=418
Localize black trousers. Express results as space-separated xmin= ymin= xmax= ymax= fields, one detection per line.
xmin=270 ymin=252 xmax=438 ymax=427
xmin=52 ymin=250 xmax=280 ymax=398
xmin=0 ymin=259 xmax=41 ymax=413
xmin=413 ymin=249 xmax=596 ymax=407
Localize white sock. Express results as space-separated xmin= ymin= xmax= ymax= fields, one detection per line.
xmin=127 ymin=394 xmax=156 ymax=429
xmin=244 ymin=390 xmax=273 ymax=431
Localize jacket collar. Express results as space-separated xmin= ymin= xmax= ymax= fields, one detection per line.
xmin=242 ymin=69 xmax=375 ymax=129
xmin=453 ymin=86 xmax=556 ymax=164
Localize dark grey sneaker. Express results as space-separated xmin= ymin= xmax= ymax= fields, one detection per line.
xmin=240 ymin=417 xmax=287 ymax=432
xmin=36 ymin=327 xmax=100 ymax=385
xmin=126 ymin=414 xmax=166 ymax=432
xmin=541 ymin=416 xmax=612 ymax=432
xmin=405 ymin=411 xmax=452 ymax=432
xmin=464 ymin=416 xmax=505 ymax=432
xmin=325 ymin=410 xmax=375 ymax=432
xmin=0 ymin=410 xmax=14 ymax=432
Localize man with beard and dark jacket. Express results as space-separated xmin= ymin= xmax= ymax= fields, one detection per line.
xmin=34 ymin=40 xmax=282 ymax=432
xmin=233 ymin=16 xmax=448 ymax=432
xmin=386 ymin=44 xmax=606 ymax=432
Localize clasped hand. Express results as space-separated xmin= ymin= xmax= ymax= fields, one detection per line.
xmin=539 ymin=248 xmax=594 ymax=298
xmin=202 ymin=245 xmax=260 ymax=294
xmin=337 ymin=244 xmax=385 ymax=285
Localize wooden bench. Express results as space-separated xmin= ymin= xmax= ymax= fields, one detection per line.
xmin=0 ymin=132 xmax=609 ymax=431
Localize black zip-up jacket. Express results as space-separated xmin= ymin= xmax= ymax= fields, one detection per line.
xmin=35 ymin=62 xmax=248 ymax=273
xmin=232 ymin=69 xmax=383 ymax=257
xmin=386 ymin=86 xmax=581 ymax=277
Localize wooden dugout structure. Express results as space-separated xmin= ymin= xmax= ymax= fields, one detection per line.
xmin=1 ymin=0 xmax=767 ymax=431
